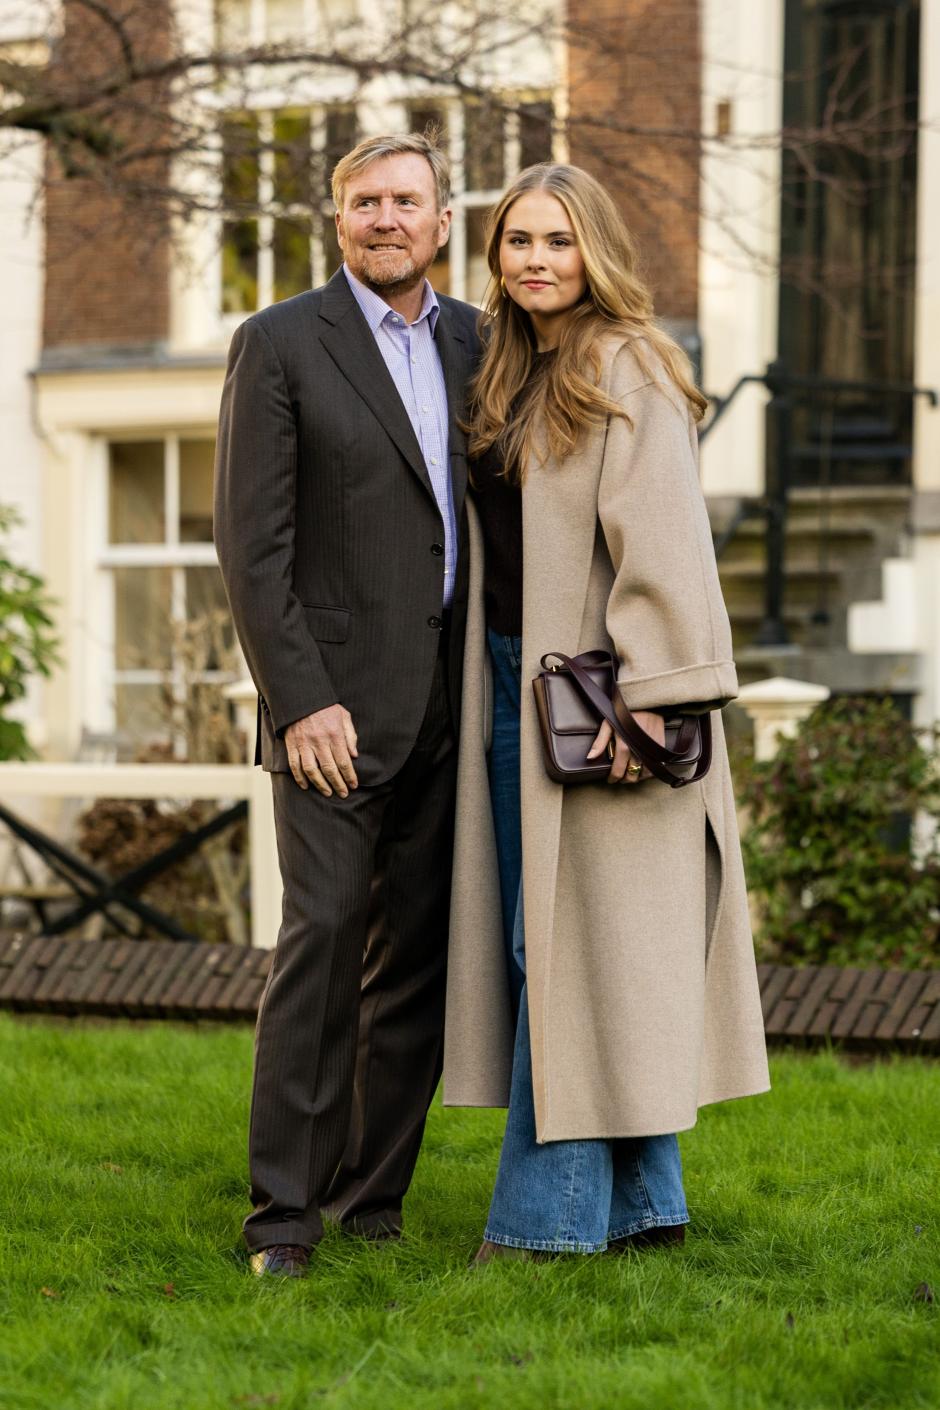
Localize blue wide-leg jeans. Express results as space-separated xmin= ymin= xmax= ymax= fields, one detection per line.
xmin=484 ymin=629 xmax=689 ymax=1253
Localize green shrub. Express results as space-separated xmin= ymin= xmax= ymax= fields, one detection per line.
xmin=738 ymin=696 xmax=940 ymax=969
xmin=0 ymin=505 xmax=59 ymax=760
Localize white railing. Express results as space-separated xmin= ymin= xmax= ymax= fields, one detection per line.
xmin=0 ymin=682 xmax=282 ymax=949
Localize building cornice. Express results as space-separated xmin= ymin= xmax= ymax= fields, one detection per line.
xmin=33 ymin=352 xmax=227 ymax=436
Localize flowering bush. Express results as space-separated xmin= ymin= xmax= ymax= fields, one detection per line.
xmin=738 ymin=696 xmax=940 ymax=969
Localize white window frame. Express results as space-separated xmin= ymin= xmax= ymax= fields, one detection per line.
xmin=219 ymin=103 xmax=352 ymax=328
xmin=95 ymin=432 xmax=232 ymax=745
xmin=218 ymin=88 xmax=554 ymax=317
xmin=408 ymin=91 xmax=557 ymax=303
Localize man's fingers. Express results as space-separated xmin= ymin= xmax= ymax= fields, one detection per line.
xmin=300 ymin=745 xmax=333 ymax=797
xmin=310 ymin=744 xmax=348 ymax=800
xmin=316 ymin=751 xmax=348 ymax=798
xmin=288 ymin=751 xmax=308 ymax=790
xmin=285 ymin=706 xmax=360 ymax=792
xmin=309 ymin=731 xmax=357 ymax=795
xmin=331 ymin=742 xmax=358 ymax=791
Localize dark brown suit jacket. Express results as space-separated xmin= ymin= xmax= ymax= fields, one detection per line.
xmin=214 ymin=269 xmax=480 ymax=785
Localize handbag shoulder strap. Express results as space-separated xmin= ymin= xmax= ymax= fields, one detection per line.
xmin=541 ymin=651 xmax=711 ymax=788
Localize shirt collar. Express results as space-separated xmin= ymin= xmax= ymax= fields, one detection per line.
xmin=343 ymin=262 xmax=440 ymax=336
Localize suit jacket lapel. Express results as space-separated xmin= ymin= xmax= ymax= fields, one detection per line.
xmin=434 ymin=300 xmax=472 ymax=521
xmin=317 ymin=270 xmax=435 ymax=501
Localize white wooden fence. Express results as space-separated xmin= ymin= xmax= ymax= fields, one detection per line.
xmin=0 ymin=678 xmax=830 ymax=952
xmin=0 ymin=758 xmax=281 ymax=950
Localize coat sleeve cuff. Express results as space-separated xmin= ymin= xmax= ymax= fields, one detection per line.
xmin=616 ymin=659 xmax=738 ymax=712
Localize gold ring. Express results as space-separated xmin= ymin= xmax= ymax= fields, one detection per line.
xmin=627 ymin=760 xmax=642 ymax=778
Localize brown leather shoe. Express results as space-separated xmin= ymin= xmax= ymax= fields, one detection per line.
xmin=249 ymin=1243 xmax=310 ymax=1278
xmin=608 ymin=1224 xmax=686 ymax=1254
xmin=471 ymin=1239 xmax=550 ymax=1266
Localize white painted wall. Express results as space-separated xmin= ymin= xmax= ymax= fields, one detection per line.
xmin=913 ymin=0 xmax=940 ymax=497
xmin=0 ymin=132 xmax=46 ymax=747
xmin=912 ymin=0 xmax=940 ymax=727
xmin=698 ymin=0 xmax=784 ymax=498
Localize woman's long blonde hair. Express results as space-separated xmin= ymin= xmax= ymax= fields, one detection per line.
xmin=466 ymin=163 xmax=707 ymax=481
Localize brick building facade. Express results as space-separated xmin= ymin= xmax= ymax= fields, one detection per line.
xmin=14 ymin=0 xmax=940 ymax=760
xmin=42 ymin=0 xmax=172 ymax=355
xmin=41 ymin=0 xmax=703 ymax=363
xmin=567 ymin=0 xmax=700 ymax=329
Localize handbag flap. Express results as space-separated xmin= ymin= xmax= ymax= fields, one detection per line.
xmin=543 ymin=665 xmax=614 ymax=735
xmin=543 ymin=675 xmax=705 ymax=765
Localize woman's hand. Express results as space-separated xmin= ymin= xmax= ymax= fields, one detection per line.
xmin=587 ymin=709 xmax=666 ymax=785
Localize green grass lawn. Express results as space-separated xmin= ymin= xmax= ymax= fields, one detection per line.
xmin=0 ymin=1016 xmax=936 ymax=1410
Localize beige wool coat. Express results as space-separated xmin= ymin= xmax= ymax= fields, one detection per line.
xmin=443 ymin=335 xmax=771 ymax=1142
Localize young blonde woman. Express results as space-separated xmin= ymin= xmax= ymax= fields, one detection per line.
xmin=442 ymin=164 xmax=770 ymax=1260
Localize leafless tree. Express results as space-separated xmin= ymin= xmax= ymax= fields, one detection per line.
xmin=0 ymin=0 xmax=924 ymax=322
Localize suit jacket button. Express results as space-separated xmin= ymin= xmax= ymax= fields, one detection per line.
xmin=427 ymin=615 xmax=442 ymax=629
xmin=430 ymin=543 xmax=444 ymax=555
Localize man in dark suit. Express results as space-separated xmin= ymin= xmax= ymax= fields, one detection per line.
xmin=214 ymin=132 xmax=480 ymax=1276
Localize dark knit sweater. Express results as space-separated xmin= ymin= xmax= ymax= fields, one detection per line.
xmin=470 ymin=352 xmax=555 ymax=637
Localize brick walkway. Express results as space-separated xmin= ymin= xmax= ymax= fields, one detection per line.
xmin=0 ymin=933 xmax=937 ymax=1049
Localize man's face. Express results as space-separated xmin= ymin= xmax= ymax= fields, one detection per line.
xmin=336 ymin=153 xmax=452 ymax=292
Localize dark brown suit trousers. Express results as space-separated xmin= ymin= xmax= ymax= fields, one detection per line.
xmin=214 ymin=271 xmax=479 ymax=1249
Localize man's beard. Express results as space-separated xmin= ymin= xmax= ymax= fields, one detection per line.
xmin=349 ymin=246 xmax=429 ymax=293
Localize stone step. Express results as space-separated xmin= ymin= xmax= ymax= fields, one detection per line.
xmin=719 ymin=559 xmax=842 ymax=582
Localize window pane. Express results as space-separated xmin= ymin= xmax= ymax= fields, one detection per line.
xmin=109 ymin=442 xmax=165 ymax=545
xmin=186 ymin=566 xmax=235 ymax=669
xmin=267 ymin=0 xmax=305 ymax=41
xmin=221 ymin=114 xmax=259 ymax=206
xmin=274 ymin=111 xmax=312 ymax=206
xmin=466 ymin=207 xmax=491 ymax=304
xmin=222 ymin=114 xmax=260 ymax=314
xmin=324 ymin=107 xmax=358 ymax=201
xmin=322 ymin=213 xmax=343 ymax=277
xmin=215 ymin=0 xmax=250 ymax=48
xmin=426 ymin=241 xmax=451 ymax=298
xmin=186 ymin=564 xmax=230 ymax=621
xmin=409 ymin=104 xmax=447 ymax=144
xmin=114 ymin=683 xmax=170 ymax=740
xmin=179 ymin=440 xmax=215 ymax=543
xmin=274 ymin=217 xmax=312 ymax=300
xmin=222 ymin=220 xmax=259 ymax=313
xmin=519 ymin=100 xmax=553 ymax=169
xmin=465 ymin=101 xmax=504 ymax=191
xmin=113 ymin=567 xmax=173 ymax=670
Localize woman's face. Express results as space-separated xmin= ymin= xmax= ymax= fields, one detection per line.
xmin=498 ymin=190 xmax=588 ymax=335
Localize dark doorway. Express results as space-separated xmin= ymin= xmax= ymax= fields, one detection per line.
xmin=778 ymin=0 xmax=920 ymax=485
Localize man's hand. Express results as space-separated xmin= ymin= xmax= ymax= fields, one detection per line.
xmin=284 ymin=705 xmax=359 ymax=797
xmin=587 ymin=709 xmax=665 ymax=785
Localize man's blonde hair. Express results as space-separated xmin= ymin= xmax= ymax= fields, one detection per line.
xmin=331 ymin=131 xmax=451 ymax=211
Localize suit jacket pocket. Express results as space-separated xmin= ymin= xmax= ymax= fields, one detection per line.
xmin=302 ymin=604 xmax=351 ymax=643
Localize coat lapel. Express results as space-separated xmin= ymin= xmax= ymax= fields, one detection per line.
xmin=317 ymin=270 xmax=435 ymax=502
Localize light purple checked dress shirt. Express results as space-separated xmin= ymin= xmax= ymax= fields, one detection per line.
xmin=343 ymin=263 xmax=456 ymax=608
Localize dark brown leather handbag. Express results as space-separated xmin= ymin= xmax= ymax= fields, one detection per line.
xmin=532 ymin=650 xmax=711 ymax=788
